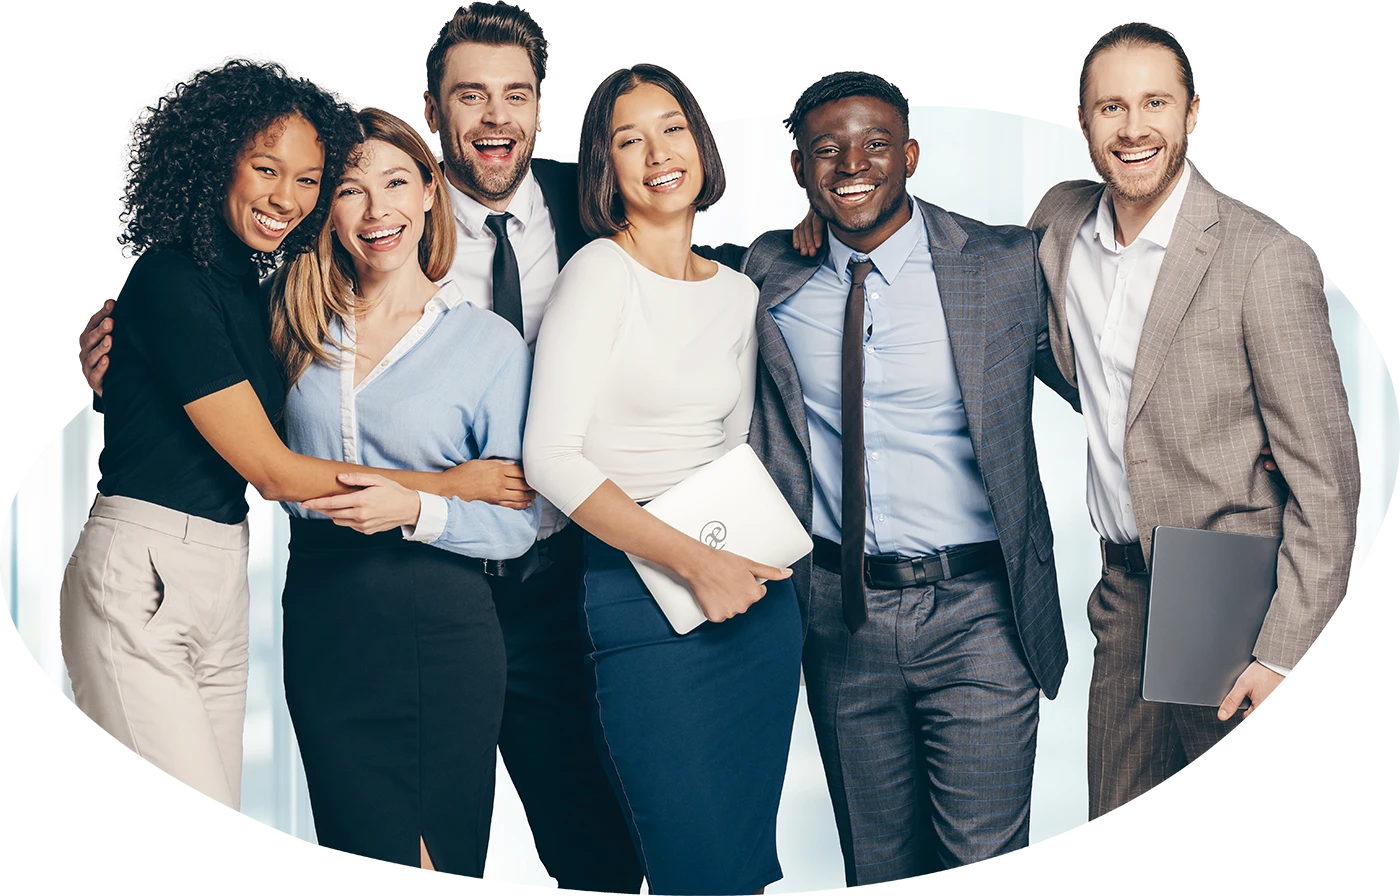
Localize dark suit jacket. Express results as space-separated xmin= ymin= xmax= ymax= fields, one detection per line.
xmin=737 ymin=199 xmax=1076 ymax=698
xmin=529 ymin=158 xmax=590 ymax=265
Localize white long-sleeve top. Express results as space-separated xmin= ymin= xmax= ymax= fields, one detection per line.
xmin=522 ymin=238 xmax=758 ymax=515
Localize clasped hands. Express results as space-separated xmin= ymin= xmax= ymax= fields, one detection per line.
xmin=301 ymin=460 xmax=538 ymax=535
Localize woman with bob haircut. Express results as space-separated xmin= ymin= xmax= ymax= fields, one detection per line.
xmin=60 ymin=62 xmax=503 ymax=811
xmin=523 ymin=64 xmax=802 ymax=895
xmin=272 ymin=107 xmax=538 ymax=876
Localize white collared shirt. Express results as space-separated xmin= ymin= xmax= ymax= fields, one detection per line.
xmin=442 ymin=170 xmax=567 ymax=537
xmin=1065 ymin=164 xmax=1192 ymax=546
xmin=441 ymin=170 xmax=560 ymax=351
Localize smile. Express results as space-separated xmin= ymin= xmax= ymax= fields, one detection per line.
xmin=1114 ymin=147 xmax=1161 ymax=164
xmin=357 ymin=225 xmax=406 ymax=250
xmin=252 ymin=210 xmax=290 ymax=236
xmin=472 ymin=137 xmax=516 ymax=160
xmin=831 ymin=182 xmax=877 ymax=201
xmin=644 ymin=169 xmax=685 ymax=190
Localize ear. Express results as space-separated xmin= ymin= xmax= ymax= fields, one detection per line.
xmin=1185 ymin=93 xmax=1200 ymax=135
xmin=424 ymin=91 xmax=440 ymax=134
xmin=790 ymin=149 xmax=806 ymax=189
xmin=536 ymin=98 xmax=544 ymax=134
xmin=423 ymin=176 xmax=436 ymax=213
xmin=1078 ymin=105 xmax=1089 ymax=140
xmin=904 ymin=138 xmax=920 ymax=179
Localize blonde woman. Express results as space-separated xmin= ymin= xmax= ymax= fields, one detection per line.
xmin=272 ymin=108 xmax=538 ymax=876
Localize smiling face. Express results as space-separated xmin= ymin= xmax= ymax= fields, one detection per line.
xmin=791 ymin=95 xmax=918 ymax=254
xmin=222 ymin=115 xmax=324 ymax=253
xmin=424 ymin=41 xmax=540 ymax=208
xmin=329 ymin=139 xmax=435 ymax=278
xmin=608 ymin=82 xmax=703 ymax=226
xmin=1080 ymin=43 xmax=1199 ymax=206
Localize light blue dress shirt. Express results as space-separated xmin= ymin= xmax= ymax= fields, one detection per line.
xmin=770 ymin=206 xmax=996 ymax=555
xmin=283 ymin=279 xmax=540 ymax=560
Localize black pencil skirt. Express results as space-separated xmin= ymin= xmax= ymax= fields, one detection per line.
xmin=281 ymin=519 xmax=507 ymax=876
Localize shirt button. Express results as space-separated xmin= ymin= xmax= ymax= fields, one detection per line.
xmin=869 ymin=291 xmax=880 ymax=300
xmin=870 ymin=451 xmax=880 ymax=460
xmin=1118 ymin=268 xmax=1129 ymax=280
xmin=380 ymin=360 xmax=390 ymax=368
xmin=877 ymin=514 xmax=886 ymax=522
xmin=866 ymin=346 xmax=875 ymax=355
xmin=864 ymin=399 xmax=872 ymax=407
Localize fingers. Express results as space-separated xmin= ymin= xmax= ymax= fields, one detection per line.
xmin=1218 ymin=677 xmax=1249 ymax=721
xmin=749 ymin=561 xmax=793 ymax=580
xmin=300 ymin=493 xmax=366 ymax=513
xmin=336 ymin=472 xmax=392 ymax=488
xmin=80 ymin=301 xmax=115 ymax=348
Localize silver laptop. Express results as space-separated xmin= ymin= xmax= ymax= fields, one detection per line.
xmin=1142 ymin=526 xmax=1282 ymax=706
xmin=625 ymin=444 xmax=813 ymax=635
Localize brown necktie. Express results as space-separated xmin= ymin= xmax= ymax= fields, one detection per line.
xmin=842 ymin=257 xmax=874 ymax=633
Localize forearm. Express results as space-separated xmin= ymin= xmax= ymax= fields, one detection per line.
xmin=411 ymin=493 xmax=540 ymax=560
xmin=569 ymin=479 xmax=710 ymax=579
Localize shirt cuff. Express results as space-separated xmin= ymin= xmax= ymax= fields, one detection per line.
xmin=1256 ymin=658 xmax=1292 ymax=677
xmin=402 ymin=491 xmax=446 ymax=543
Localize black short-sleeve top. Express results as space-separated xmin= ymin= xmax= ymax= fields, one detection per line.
xmin=97 ymin=223 xmax=286 ymax=524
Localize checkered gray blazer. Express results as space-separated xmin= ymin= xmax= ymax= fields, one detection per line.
xmin=1028 ymin=163 xmax=1361 ymax=668
xmin=740 ymin=198 xmax=1076 ymax=698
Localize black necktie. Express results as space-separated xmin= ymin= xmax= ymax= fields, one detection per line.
xmin=484 ymin=213 xmax=524 ymax=336
xmin=842 ymin=257 xmax=874 ymax=633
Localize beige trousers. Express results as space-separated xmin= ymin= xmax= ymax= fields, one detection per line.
xmin=60 ymin=494 xmax=250 ymax=809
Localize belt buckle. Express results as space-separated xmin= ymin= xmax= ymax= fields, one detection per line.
xmin=1099 ymin=539 xmax=1111 ymax=576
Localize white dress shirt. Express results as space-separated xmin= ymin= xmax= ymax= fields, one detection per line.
xmin=1065 ymin=166 xmax=1291 ymax=676
xmin=1066 ymin=164 xmax=1192 ymax=547
xmin=522 ymin=239 xmax=758 ymax=514
xmin=442 ymin=170 xmax=569 ymax=536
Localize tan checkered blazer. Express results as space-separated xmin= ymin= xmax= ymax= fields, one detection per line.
xmin=1028 ymin=163 xmax=1361 ymax=668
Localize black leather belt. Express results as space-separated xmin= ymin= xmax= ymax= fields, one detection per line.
xmin=812 ymin=535 xmax=1003 ymax=590
xmin=482 ymin=524 xmax=577 ymax=581
xmin=1101 ymin=538 xmax=1149 ymax=575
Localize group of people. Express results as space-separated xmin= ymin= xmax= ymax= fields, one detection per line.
xmin=59 ymin=3 xmax=1360 ymax=894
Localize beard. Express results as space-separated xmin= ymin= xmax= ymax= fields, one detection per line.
xmin=441 ymin=127 xmax=537 ymax=203
xmin=1091 ymin=131 xmax=1188 ymax=204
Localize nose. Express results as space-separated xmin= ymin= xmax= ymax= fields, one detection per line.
xmin=481 ymin=92 xmax=505 ymax=126
xmin=646 ymin=141 xmax=670 ymax=167
xmin=836 ymin=145 xmax=870 ymax=176
xmin=269 ymin=176 xmax=296 ymax=213
xmin=1120 ymin=106 xmax=1151 ymax=141
xmin=364 ymin=187 xmax=390 ymax=219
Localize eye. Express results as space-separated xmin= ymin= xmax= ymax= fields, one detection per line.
xmin=336 ymin=186 xmax=361 ymax=198
xmin=255 ymin=166 xmax=277 ymax=176
xmin=1147 ymin=99 xmax=1166 ymax=109
xmin=618 ymin=136 xmax=640 ymax=149
xmin=508 ymin=93 xmax=527 ymax=103
xmin=664 ymin=124 xmax=687 ymax=134
xmin=460 ymin=92 xmax=481 ymax=103
xmin=299 ymin=176 xmax=320 ymax=187
xmin=814 ymin=146 xmax=838 ymax=156
xmin=1102 ymin=103 xmax=1122 ymax=114
xmin=387 ymin=177 xmax=409 ymax=188
xmin=868 ymin=140 xmax=889 ymax=150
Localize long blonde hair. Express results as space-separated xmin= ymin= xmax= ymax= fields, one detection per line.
xmin=270 ymin=107 xmax=456 ymax=386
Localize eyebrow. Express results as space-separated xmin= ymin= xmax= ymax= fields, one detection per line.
xmin=611 ymin=109 xmax=684 ymax=139
xmin=250 ymin=151 xmax=322 ymax=172
xmin=1092 ymin=92 xmax=1177 ymax=106
xmin=449 ymin=81 xmax=535 ymax=95
xmin=805 ymin=126 xmax=894 ymax=149
xmin=338 ymin=166 xmax=412 ymax=185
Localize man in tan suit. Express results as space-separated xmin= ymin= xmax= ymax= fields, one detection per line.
xmin=1029 ymin=22 xmax=1361 ymax=818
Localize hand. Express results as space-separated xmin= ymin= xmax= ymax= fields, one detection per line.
xmin=790 ymin=207 xmax=824 ymax=258
xmin=79 ymin=300 xmax=116 ymax=396
xmin=299 ymin=472 xmax=422 ymax=535
xmin=441 ymin=459 xmax=538 ymax=508
xmin=1218 ymin=660 xmax=1285 ymax=720
xmin=1260 ymin=443 xmax=1278 ymax=473
xmin=681 ymin=547 xmax=792 ymax=623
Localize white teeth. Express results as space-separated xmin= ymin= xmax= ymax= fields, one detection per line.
xmin=361 ymin=226 xmax=404 ymax=240
xmin=1117 ymin=148 xmax=1160 ymax=162
xmin=253 ymin=211 xmax=288 ymax=231
xmin=474 ymin=138 xmax=512 ymax=146
xmin=646 ymin=171 xmax=682 ymax=187
xmin=835 ymin=183 xmax=876 ymax=196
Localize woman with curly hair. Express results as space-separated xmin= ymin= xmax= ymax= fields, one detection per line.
xmin=269 ymin=107 xmax=538 ymax=876
xmin=58 ymin=60 xmax=497 ymax=810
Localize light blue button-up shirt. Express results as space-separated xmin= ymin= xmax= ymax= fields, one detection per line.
xmin=770 ymin=206 xmax=996 ymax=555
xmin=283 ymin=279 xmax=540 ymax=560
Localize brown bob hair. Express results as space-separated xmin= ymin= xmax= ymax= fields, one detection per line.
xmin=270 ymin=107 xmax=456 ymax=386
xmin=577 ymin=64 xmax=726 ymax=238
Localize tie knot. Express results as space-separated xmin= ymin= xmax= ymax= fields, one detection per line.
xmin=485 ymin=212 xmax=513 ymax=238
xmin=847 ymin=256 xmax=874 ymax=286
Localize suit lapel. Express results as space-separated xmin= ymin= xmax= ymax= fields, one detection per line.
xmin=917 ymin=200 xmax=984 ymax=452
xmin=757 ymin=252 xmax=823 ymax=458
xmin=1125 ymin=166 xmax=1221 ymax=430
xmin=1040 ymin=186 xmax=1101 ymax=389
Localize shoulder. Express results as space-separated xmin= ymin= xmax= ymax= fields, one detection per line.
xmin=119 ymin=246 xmax=216 ymax=314
xmin=1028 ymin=179 xmax=1101 ymax=230
xmin=707 ymin=258 xmax=760 ymax=305
xmin=559 ymin=237 xmax=633 ymax=278
xmin=530 ymin=157 xmax=579 ymax=190
xmin=1213 ymin=189 xmax=1301 ymax=251
xmin=947 ymin=210 xmax=1036 ymax=254
xmin=742 ymin=229 xmax=800 ymax=279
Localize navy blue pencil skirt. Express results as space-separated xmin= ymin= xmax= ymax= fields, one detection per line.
xmin=579 ymin=534 xmax=803 ymax=896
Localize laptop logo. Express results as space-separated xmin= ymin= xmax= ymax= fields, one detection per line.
xmin=700 ymin=521 xmax=728 ymax=550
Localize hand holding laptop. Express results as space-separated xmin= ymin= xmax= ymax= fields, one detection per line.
xmin=676 ymin=550 xmax=792 ymax=624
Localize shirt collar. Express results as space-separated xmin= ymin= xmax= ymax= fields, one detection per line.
xmin=446 ymin=167 xmax=541 ymax=238
xmin=1093 ymin=161 xmax=1192 ymax=253
xmin=209 ymin=219 xmax=258 ymax=277
xmin=825 ymin=199 xmax=923 ymax=285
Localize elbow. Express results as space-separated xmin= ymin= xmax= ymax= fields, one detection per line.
xmin=249 ymin=470 xmax=295 ymax=503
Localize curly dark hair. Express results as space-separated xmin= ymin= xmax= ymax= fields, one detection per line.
xmin=119 ymin=59 xmax=361 ymax=272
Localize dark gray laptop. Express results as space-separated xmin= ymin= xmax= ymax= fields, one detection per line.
xmin=1142 ymin=526 xmax=1282 ymax=706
